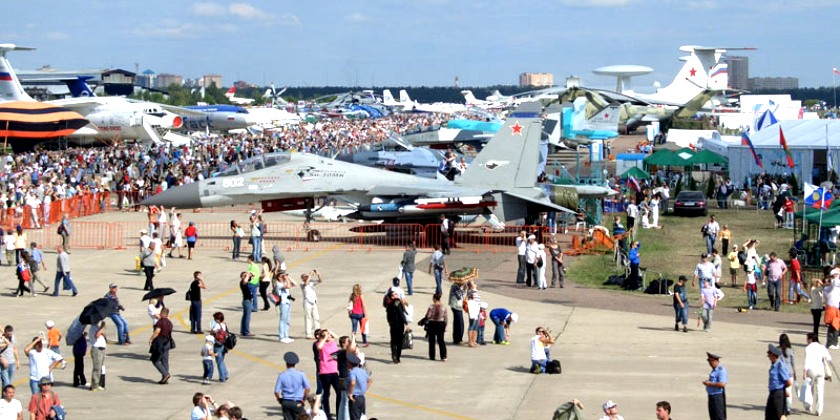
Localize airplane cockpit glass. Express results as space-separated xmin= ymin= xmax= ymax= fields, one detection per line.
xmin=216 ymin=165 xmax=240 ymax=177
xmin=262 ymin=154 xmax=289 ymax=168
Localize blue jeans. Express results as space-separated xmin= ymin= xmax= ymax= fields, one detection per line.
xmin=29 ymin=378 xmax=39 ymax=396
xmin=433 ymin=268 xmax=443 ymax=294
xmin=279 ymin=303 xmax=291 ymax=339
xmin=531 ymin=358 xmax=547 ymax=373
xmin=232 ymin=236 xmax=241 ymax=259
xmin=0 ymin=363 xmax=15 ymax=388
xmin=492 ymin=317 xmax=505 ymax=343
xmin=189 ymin=300 xmax=202 ymax=333
xmin=789 ymin=281 xmax=810 ymax=302
xmin=213 ymin=344 xmax=228 ymax=381
xmin=674 ymin=302 xmax=688 ymax=325
xmin=768 ymin=279 xmax=782 ymax=310
xmin=404 ymin=271 xmax=414 ymax=295
xmin=747 ymin=283 xmax=758 ymax=308
xmin=350 ymin=313 xmax=364 ymax=334
xmin=202 ymin=359 xmax=214 ymax=380
xmin=251 ymin=236 xmax=262 ymax=261
xmin=109 ymin=313 xmax=130 ymax=344
xmin=248 ymin=283 xmax=258 ymax=311
xmin=53 ymin=271 xmax=78 ymax=295
xmin=705 ymin=234 xmax=716 ymax=254
xmin=241 ymin=300 xmax=252 ymax=335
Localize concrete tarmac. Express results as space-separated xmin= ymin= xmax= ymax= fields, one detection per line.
xmin=5 ymin=216 xmax=840 ymax=419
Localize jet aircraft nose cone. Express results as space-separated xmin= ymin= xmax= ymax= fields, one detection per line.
xmin=141 ymin=182 xmax=201 ymax=208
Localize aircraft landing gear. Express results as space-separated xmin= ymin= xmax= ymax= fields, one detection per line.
xmin=303 ymin=198 xmax=325 ymax=242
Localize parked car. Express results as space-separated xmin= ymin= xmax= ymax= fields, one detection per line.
xmin=673 ymin=191 xmax=707 ymax=216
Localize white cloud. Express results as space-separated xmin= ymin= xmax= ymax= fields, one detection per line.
xmin=685 ymin=0 xmax=718 ymax=9
xmin=278 ymin=13 xmax=302 ymax=28
xmin=130 ymin=21 xmax=203 ymax=39
xmin=44 ymin=32 xmax=69 ymax=41
xmin=347 ymin=13 xmax=370 ymax=23
xmin=229 ymin=3 xmax=265 ymax=19
xmin=560 ymin=0 xmax=636 ymax=6
xmin=190 ymin=2 xmax=226 ymax=16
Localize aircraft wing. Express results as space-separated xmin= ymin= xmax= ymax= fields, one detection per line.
xmin=157 ymin=103 xmax=212 ymax=118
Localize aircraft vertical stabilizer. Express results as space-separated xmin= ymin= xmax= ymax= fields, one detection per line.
xmin=0 ymin=44 xmax=36 ymax=102
xmin=399 ymin=90 xmax=411 ymax=104
xmin=383 ymin=89 xmax=396 ymax=104
xmin=460 ymin=101 xmax=543 ymax=191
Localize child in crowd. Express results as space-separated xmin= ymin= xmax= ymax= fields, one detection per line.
xmin=45 ymin=320 xmax=61 ymax=354
xmin=202 ymin=335 xmax=216 ymax=384
xmin=477 ymin=302 xmax=488 ymax=345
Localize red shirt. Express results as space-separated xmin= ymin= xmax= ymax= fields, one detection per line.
xmin=28 ymin=391 xmax=61 ymax=420
xmin=790 ymin=258 xmax=801 ymax=283
xmin=185 ymin=226 xmax=197 ymax=238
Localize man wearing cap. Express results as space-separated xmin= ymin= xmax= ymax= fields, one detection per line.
xmin=825 ymin=269 xmax=840 ymax=349
xmin=23 ymin=338 xmax=62 ymax=397
xmin=524 ymin=235 xmax=538 ymax=287
xmin=274 ymin=352 xmax=310 ymax=420
xmin=27 ymin=378 xmax=61 ymax=420
xmin=104 ymin=284 xmax=130 ymax=345
xmin=347 ymin=353 xmax=371 ymax=420
xmin=692 ymin=253 xmax=717 ymax=288
xmin=489 ymin=308 xmax=518 ymax=345
xmin=673 ymin=276 xmax=689 ymax=332
xmin=703 ymin=352 xmax=727 ymax=420
xmin=598 ymin=400 xmax=624 ymax=420
xmin=765 ymin=344 xmax=792 ymax=420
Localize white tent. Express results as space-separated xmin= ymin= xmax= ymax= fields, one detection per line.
xmin=700 ymin=120 xmax=840 ymax=187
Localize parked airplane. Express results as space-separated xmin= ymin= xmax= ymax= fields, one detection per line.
xmin=225 ymin=87 xmax=255 ymax=105
xmin=334 ymin=133 xmax=446 ymax=178
xmin=0 ymin=44 xmax=88 ymax=151
xmin=381 ymin=89 xmax=406 ymax=109
xmin=141 ymin=102 xmax=575 ymax=226
xmin=552 ymin=97 xmax=620 ymax=146
xmin=401 ymin=90 xmax=465 ymax=114
xmin=242 ymin=106 xmax=301 ymax=131
xmin=182 ymin=104 xmax=255 ymax=132
xmin=596 ymin=45 xmax=755 ymax=106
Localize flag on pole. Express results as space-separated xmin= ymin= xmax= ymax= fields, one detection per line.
xmin=780 ymin=127 xmax=795 ymax=168
xmin=628 ymin=175 xmax=641 ymax=192
xmin=828 ymin=124 xmax=834 ymax=175
xmin=804 ymin=182 xmax=834 ymax=209
xmin=834 ymin=67 xmax=840 ymax=76
xmin=741 ymin=131 xmax=763 ymax=168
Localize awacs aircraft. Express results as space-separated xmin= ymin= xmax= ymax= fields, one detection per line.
xmin=0 ymin=44 xmax=88 ymax=151
xmin=141 ymin=102 xmax=575 ymax=226
xmin=225 ymin=87 xmax=255 ymax=105
xmin=595 ymin=45 xmax=755 ymax=106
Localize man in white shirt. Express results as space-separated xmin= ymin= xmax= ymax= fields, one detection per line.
xmin=23 ymin=338 xmax=63 ymax=396
xmin=692 ymin=253 xmax=718 ymax=288
xmin=803 ymin=332 xmax=831 ymax=415
xmin=525 ymin=235 xmax=539 ymax=288
xmin=515 ymin=231 xmax=527 ymax=285
xmin=703 ymin=215 xmax=721 ymax=255
xmin=300 ymin=270 xmax=323 ymax=339
xmin=0 ymin=384 xmax=22 ymax=420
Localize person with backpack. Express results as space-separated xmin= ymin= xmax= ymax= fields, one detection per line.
xmin=210 ymin=312 xmax=229 ymax=383
xmin=529 ymin=327 xmax=554 ymax=374
xmin=27 ymin=377 xmax=62 ymax=420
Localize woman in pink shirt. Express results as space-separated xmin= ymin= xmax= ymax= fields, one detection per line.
xmin=317 ymin=329 xmax=341 ymax=419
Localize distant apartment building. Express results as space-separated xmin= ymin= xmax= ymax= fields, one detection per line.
xmin=749 ymin=77 xmax=799 ymax=91
xmin=200 ymin=74 xmax=223 ymax=88
xmin=519 ymin=72 xmax=554 ymax=87
xmin=725 ymin=56 xmax=749 ymax=90
xmin=135 ymin=69 xmax=156 ymax=89
xmin=156 ymin=73 xmax=183 ymax=89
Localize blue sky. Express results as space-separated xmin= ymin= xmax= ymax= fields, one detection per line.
xmin=2 ymin=0 xmax=838 ymax=89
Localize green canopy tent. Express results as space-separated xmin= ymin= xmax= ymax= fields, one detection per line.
xmin=643 ymin=148 xmax=695 ymax=167
xmin=690 ymin=149 xmax=728 ymax=165
xmin=619 ymin=166 xmax=651 ymax=180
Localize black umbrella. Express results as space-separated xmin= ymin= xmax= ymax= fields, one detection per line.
xmin=79 ymin=298 xmax=119 ymax=325
xmin=141 ymin=287 xmax=177 ymax=301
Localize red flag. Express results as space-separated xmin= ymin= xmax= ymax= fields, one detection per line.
xmin=780 ymin=127 xmax=794 ymax=168
xmin=834 ymin=67 xmax=840 ymax=76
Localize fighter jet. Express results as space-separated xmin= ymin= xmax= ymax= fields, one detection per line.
xmin=141 ymin=102 xmax=575 ymax=226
